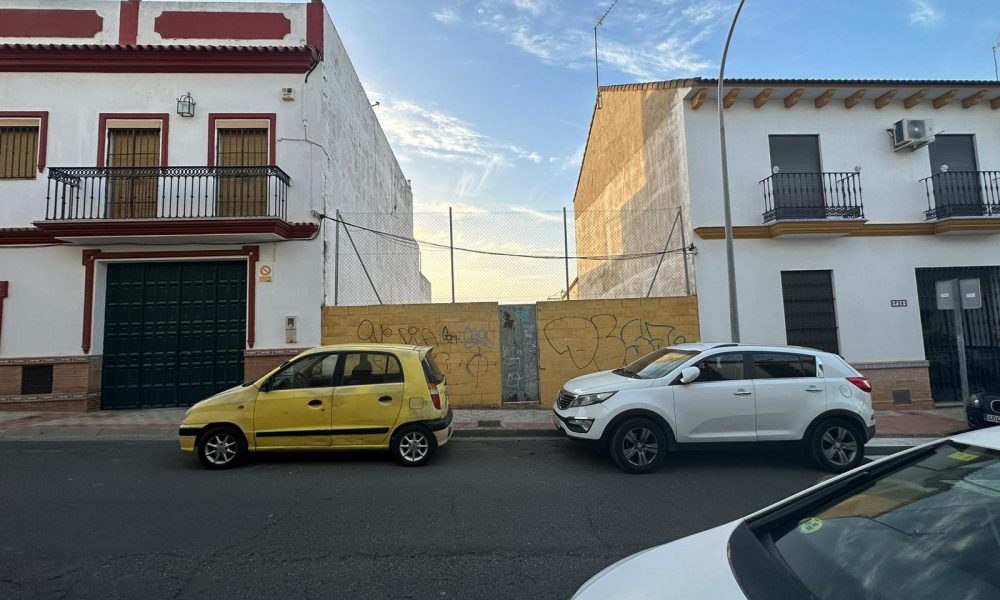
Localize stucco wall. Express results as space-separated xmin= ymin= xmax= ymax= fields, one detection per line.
xmin=572 ymin=89 xmax=694 ymax=299
xmin=536 ymin=296 xmax=700 ymax=408
xmin=321 ymin=303 xmax=501 ymax=407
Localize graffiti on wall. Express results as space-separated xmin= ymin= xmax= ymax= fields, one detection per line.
xmin=542 ymin=314 xmax=687 ymax=371
xmin=355 ymin=319 xmax=493 ymax=386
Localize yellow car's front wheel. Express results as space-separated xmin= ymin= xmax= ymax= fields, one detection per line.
xmin=391 ymin=425 xmax=436 ymax=467
xmin=198 ymin=426 xmax=247 ymax=470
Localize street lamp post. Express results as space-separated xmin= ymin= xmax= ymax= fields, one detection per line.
xmin=718 ymin=0 xmax=746 ymax=343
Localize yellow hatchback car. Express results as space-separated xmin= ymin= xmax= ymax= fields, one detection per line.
xmin=178 ymin=344 xmax=453 ymax=469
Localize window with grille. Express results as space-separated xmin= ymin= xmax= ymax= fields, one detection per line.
xmin=106 ymin=128 xmax=161 ymax=219
xmin=0 ymin=126 xmax=40 ymax=179
xmin=781 ymin=270 xmax=840 ymax=354
xmin=216 ymin=128 xmax=269 ymax=217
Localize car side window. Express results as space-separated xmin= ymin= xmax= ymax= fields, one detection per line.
xmin=691 ymin=353 xmax=745 ymax=383
xmin=268 ymin=353 xmax=339 ymax=391
xmin=752 ymin=353 xmax=817 ymax=379
xmin=339 ymin=352 xmax=404 ymax=386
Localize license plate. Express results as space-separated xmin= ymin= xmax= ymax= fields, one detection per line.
xmin=985 ymin=414 xmax=1000 ymax=424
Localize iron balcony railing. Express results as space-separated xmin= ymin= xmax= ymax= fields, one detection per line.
xmin=45 ymin=166 xmax=291 ymax=221
xmin=760 ymin=171 xmax=864 ymax=223
xmin=921 ymin=170 xmax=1000 ymax=220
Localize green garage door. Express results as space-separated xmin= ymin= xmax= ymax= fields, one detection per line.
xmin=102 ymin=261 xmax=247 ymax=409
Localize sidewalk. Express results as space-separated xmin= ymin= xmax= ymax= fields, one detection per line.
xmin=0 ymin=406 xmax=971 ymax=450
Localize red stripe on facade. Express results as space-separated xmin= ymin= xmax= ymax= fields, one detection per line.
xmin=154 ymin=11 xmax=292 ymax=40
xmin=0 ymin=45 xmax=316 ymax=74
xmin=96 ymin=113 xmax=170 ymax=168
xmin=36 ymin=219 xmax=318 ymax=240
xmin=0 ymin=9 xmax=104 ymax=38
xmin=307 ymin=0 xmax=324 ymax=58
xmin=207 ymin=113 xmax=277 ymax=167
xmin=0 ymin=281 xmax=8 ymax=351
xmin=80 ymin=246 xmax=261 ymax=354
xmin=118 ymin=0 xmax=140 ymax=46
xmin=0 ymin=228 xmax=61 ymax=245
xmin=0 ymin=111 xmax=48 ymax=171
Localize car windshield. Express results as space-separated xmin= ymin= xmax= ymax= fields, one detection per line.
xmin=616 ymin=349 xmax=696 ymax=379
xmin=765 ymin=442 xmax=1000 ymax=600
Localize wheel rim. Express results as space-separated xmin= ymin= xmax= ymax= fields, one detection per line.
xmin=820 ymin=426 xmax=858 ymax=467
xmin=399 ymin=431 xmax=429 ymax=463
xmin=204 ymin=432 xmax=238 ymax=465
xmin=622 ymin=427 xmax=659 ymax=467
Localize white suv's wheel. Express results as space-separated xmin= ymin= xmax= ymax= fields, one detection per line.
xmin=610 ymin=417 xmax=667 ymax=474
xmin=810 ymin=418 xmax=865 ymax=473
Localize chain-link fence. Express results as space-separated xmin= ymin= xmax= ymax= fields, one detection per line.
xmin=330 ymin=207 xmax=693 ymax=305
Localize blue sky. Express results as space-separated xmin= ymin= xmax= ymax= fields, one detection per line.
xmin=326 ymin=0 xmax=1000 ymax=215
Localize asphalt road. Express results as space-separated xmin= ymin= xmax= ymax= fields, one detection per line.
xmin=0 ymin=438 xmax=824 ymax=600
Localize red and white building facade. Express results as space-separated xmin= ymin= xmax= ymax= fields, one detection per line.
xmin=0 ymin=0 xmax=429 ymax=411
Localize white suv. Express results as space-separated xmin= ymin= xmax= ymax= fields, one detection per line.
xmin=552 ymin=343 xmax=875 ymax=474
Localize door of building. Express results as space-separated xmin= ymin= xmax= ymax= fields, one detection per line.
xmin=216 ymin=128 xmax=269 ymax=217
xmin=106 ymin=128 xmax=161 ymax=219
xmin=101 ymin=261 xmax=247 ymax=409
xmin=768 ymin=135 xmax=824 ymax=219
xmin=928 ymin=134 xmax=981 ymax=217
xmin=916 ymin=266 xmax=1000 ymax=404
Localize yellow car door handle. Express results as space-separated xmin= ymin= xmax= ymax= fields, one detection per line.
xmin=377 ymin=395 xmax=393 ymax=403
xmin=307 ymin=399 xmax=323 ymax=407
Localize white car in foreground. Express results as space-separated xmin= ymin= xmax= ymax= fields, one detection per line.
xmin=574 ymin=427 xmax=1000 ymax=599
xmin=553 ymin=343 xmax=875 ymax=473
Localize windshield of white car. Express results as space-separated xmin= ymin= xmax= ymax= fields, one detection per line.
xmin=747 ymin=442 xmax=1000 ymax=600
xmin=616 ymin=349 xmax=697 ymax=380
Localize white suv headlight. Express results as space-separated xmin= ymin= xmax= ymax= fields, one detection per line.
xmin=568 ymin=391 xmax=616 ymax=407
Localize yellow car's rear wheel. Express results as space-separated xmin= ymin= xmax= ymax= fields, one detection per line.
xmin=391 ymin=425 xmax=436 ymax=467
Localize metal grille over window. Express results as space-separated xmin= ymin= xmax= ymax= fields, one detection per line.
xmin=0 ymin=126 xmax=39 ymax=179
xmin=216 ymin=128 xmax=269 ymax=217
xmin=106 ymin=128 xmax=161 ymax=218
xmin=781 ymin=270 xmax=840 ymax=354
xmin=21 ymin=364 xmax=54 ymax=395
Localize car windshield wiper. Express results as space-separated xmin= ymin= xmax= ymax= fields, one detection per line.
xmin=613 ymin=368 xmax=640 ymax=379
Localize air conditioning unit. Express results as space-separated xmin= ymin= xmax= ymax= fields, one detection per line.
xmin=281 ymin=87 xmax=295 ymax=101
xmin=891 ymin=118 xmax=934 ymax=152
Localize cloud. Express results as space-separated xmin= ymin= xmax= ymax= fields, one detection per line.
xmin=432 ymin=7 xmax=460 ymax=24
xmin=908 ymin=0 xmax=941 ymax=27
xmin=473 ymin=0 xmax=728 ymax=80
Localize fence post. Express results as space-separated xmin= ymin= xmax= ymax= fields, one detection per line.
xmin=333 ymin=216 xmax=340 ymax=306
xmin=449 ymin=206 xmax=455 ymax=303
xmin=563 ymin=207 xmax=570 ymax=300
xmin=678 ymin=206 xmax=691 ymax=295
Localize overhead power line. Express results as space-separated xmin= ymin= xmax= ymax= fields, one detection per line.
xmin=318 ymin=213 xmax=692 ymax=261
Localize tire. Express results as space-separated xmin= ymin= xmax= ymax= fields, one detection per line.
xmin=810 ymin=418 xmax=865 ymax=473
xmin=391 ymin=425 xmax=436 ymax=467
xmin=197 ymin=426 xmax=246 ymax=470
xmin=609 ymin=418 xmax=667 ymax=474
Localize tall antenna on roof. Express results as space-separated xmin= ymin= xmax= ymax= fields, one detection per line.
xmin=993 ymin=33 xmax=1000 ymax=81
xmin=594 ymin=0 xmax=619 ymax=109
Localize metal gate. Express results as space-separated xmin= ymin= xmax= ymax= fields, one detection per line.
xmin=101 ymin=261 xmax=247 ymax=409
xmin=499 ymin=304 xmax=540 ymax=403
xmin=916 ymin=266 xmax=1000 ymax=403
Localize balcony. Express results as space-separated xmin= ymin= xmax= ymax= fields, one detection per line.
xmin=36 ymin=166 xmax=317 ymax=244
xmin=922 ymin=170 xmax=1000 ymax=220
xmin=760 ymin=171 xmax=864 ymax=223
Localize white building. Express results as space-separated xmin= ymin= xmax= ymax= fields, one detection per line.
xmin=0 ymin=0 xmax=429 ymax=411
xmin=574 ymin=78 xmax=1000 ymax=409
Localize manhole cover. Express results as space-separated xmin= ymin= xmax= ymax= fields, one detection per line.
xmin=477 ymin=420 xmax=502 ymax=428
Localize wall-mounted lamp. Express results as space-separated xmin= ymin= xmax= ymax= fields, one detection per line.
xmin=771 ymin=165 xmax=781 ymax=174
xmin=176 ymin=92 xmax=196 ymax=118
xmin=940 ymin=164 xmax=949 ymax=173
xmin=853 ymin=165 xmax=862 ymax=173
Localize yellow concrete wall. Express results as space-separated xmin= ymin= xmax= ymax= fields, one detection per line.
xmin=536 ymin=296 xmax=700 ymax=408
xmin=321 ymin=303 xmax=501 ymax=407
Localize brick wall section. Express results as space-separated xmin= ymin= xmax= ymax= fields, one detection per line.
xmin=0 ymin=356 xmax=101 ymax=411
xmin=244 ymin=349 xmax=308 ymax=382
xmin=322 ymin=303 xmax=502 ymax=407
xmin=856 ymin=364 xmax=934 ymax=410
xmin=536 ymin=297 xmax=700 ymax=408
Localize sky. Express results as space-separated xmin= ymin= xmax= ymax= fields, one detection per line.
xmin=325 ymin=0 xmax=1000 ymax=218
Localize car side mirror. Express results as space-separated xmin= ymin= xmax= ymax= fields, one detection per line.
xmin=679 ymin=366 xmax=700 ymax=384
